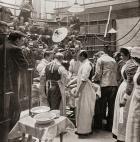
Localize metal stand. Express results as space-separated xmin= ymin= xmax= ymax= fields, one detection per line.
xmin=22 ymin=68 xmax=33 ymax=142
xmin=27 ymin=68 xmax=33 ymax=116
xmin=60 ymin=133 xmax=63 ymax=142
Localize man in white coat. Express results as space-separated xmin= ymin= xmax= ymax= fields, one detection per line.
xmin=93 ymin=51 xmax=118 ymax=131
xmin=75 ymin=50 xmax=96 ymax=137
xmin=37 ymin=51 xmax=52 ymax=106
xmin=36 ymin=51 xmax=52 ymax=76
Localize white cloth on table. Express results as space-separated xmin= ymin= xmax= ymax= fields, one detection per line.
xmin=9 ymin=116 xmax=74 ymax=141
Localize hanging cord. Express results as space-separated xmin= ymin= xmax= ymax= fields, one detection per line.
xmin=94 ymin=17 xmax=140 ymax=43
xmin=66 ymin=1 xmax=69 ymax=27
xmin=82 ymin=0 xmax=87 ymax=46
xmin=105 ymin=25 xmax=140 ymax=47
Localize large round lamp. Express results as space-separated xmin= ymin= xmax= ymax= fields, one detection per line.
xmin=108 ymin=27 xmax=117 ymax=34
xmin=67 ymin=0 xmax=85 ymax=13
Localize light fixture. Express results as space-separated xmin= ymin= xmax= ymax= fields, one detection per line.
xmin=67 ymin=0 xmax=85 ymax=13
xmin=108 ymin=27 xmax=117 ymax=34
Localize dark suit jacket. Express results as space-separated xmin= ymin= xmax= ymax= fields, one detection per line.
xmin=0 ymin=40 xmax=28 ymax=130
xmin=0 ymin=40 xmax=28 ymax=95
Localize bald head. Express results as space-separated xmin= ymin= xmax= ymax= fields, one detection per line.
xmin=95 ymin=51 xmax=105 ymax=58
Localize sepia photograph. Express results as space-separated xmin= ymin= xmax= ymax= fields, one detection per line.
xmin=0 ymin=0 xmax=140 ymax=142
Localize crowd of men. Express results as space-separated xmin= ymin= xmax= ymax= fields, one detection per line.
xmin=0 ymin=17 xmax=140 ymax=142
xmin=35 ymin=43 xmax=140 ymax=142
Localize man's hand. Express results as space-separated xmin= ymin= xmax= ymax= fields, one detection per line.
xmin=120 ymin=93 xmax=129 ymax=107
xmin=74 ymin=89 xmax=79 ymax=98
xmin=46 ymin=35 xmax=50 ymax=38
xmin=120 ymin=97 xmax=127 ymax=107
xmin=96 ymin=94 xmax=100 ymax=100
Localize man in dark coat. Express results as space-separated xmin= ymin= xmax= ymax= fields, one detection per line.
xmin=0 ymin=31 xmax=28 ymax=132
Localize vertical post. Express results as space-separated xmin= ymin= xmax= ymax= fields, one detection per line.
xmin=45 ymin=0 xmax=47 ymax=20
xmin=27 ymin=68 xmax=33 ymax=116
xmin=60 ymin=134 xmax=63 ymax=142
xmin=104 ymin=6 xmax=112 ymax=37
xmin=14 ymin=0 xmax=16 ymax=16
xmin=0 ymin=33 xmax=10 ymax=142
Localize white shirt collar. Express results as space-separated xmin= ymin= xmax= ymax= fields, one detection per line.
xmin=82 ymin=58 xmax=89 ymax=64
xmin=54 ymin=59 xmax=61 ymax=65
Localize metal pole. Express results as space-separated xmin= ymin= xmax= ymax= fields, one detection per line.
xmin=27 ymin=68 xmax=33 ymax=116
xmin=2 ymin=34 xmax=7 ymax=118
xmin=104 ymin=5 xmax=112 ymax=37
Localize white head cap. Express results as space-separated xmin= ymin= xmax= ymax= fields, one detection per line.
xmin=131 ymin=47 xmax=140 ymax=58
